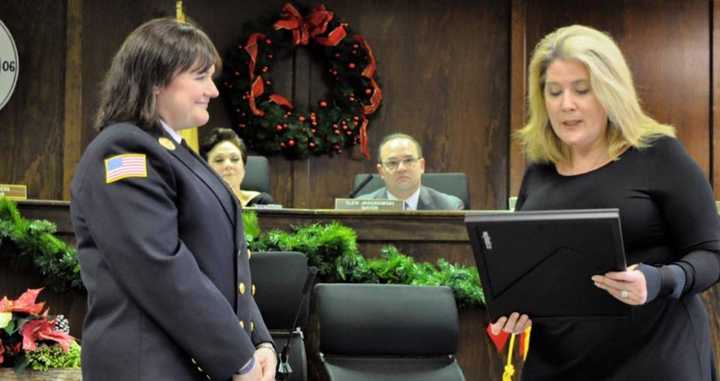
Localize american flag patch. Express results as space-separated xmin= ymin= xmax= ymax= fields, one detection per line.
xmin=104 ymin=154 xmax=147 ymax=184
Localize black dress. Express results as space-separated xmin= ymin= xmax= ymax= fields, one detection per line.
xmin=516 ymin=136 xmax=720 ymax=381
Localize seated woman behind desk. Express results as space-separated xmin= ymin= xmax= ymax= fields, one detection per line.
xmin=201 ymin=128 xmax=275 ymax=207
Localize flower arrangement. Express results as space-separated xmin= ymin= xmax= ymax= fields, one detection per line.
xmin=0 ymin=289 xmax=80 ymax=372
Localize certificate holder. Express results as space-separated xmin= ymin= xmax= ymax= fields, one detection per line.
xmin=465 ymin=209 xmax=630 ymax=321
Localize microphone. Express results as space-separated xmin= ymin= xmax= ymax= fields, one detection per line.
xmin=277 ymin=267 xmax=318 ymax=380
xmin=348 ymin=174 xmax=375 ymax=198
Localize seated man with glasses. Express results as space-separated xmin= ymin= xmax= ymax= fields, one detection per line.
xmin=357 ymin=133 xmax=464 ymax=210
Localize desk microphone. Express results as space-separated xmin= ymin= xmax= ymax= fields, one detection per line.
xmin=277 ymin=266 xmax=318 ymax=380
xmin=348 ymin=174 xmax=375 ymax=198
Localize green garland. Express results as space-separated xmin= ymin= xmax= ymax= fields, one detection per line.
xmin=0 ymin=198 xmax=82 ymax=292
xmin=248 ymin=221 xmax=485 ymax=308
xmin=0 ymin=198 xmax=484 ymax=308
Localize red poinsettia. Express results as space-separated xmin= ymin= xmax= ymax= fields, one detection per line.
xmin=0 ymin=288 xmax=45 ymax=315
xmin=21 ymin=319 xmax=74 ymax=352
xmin=0 ymin=288 xmax=79 ymax=369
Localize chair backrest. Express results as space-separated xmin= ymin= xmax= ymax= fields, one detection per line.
xmin=249 ymin=251 xmax=310 ymax=330
xmin=352 ymin=173 xmax=470 ymax=209
xmin=241 ymin=155 xmax=271 ymax=194
xmin=315 ymin=283 xmax=465 ymax=381
xmin=250 ymin=251 xmax=311 ymax=381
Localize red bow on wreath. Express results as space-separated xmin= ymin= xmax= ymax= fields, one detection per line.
xmin=274 ymin=4 xmax=346 ymax=47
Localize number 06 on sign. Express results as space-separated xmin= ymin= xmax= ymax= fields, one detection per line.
xmin=0 ymin=19 xmax=19 ymax=111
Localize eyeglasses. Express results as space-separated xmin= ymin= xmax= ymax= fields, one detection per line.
xmin=381 ymin=157 xmax=421 ymax=171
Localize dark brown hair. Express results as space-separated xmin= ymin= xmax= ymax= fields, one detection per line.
xmin=200 ymin=128 xmax=247 ymax=166
xmin=95 ymin=17 xmax=221 ymax=131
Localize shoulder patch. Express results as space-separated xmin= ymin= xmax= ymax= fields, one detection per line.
xmin=104 ymin=153 xmax=147 ymax=184
xmin=158 ymin=137 xmax=176 ymax=151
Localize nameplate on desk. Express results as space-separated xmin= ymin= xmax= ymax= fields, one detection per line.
xmin=335 ymin=198 xmax=404 ymax=210
xmin=0 ymin=184 xmax=27 ymax=200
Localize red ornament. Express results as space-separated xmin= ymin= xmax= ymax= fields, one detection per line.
xmin=265 ymin=80 xmax=272 ymax=85
xmin=311 ymin=128 xmax=317 ymax=134
xmin=319 ymin=100 xmax=328 ymax=108
xmin=352 ymin=43 xmax=359 ymax=49
xmin=345 ymin=130 xmax=352 ymax=135
xmin=298 ymin=115 xmax=306 ymax=122
xmin=348 ymin=62 xmax=356 ymax=69
xmin=353 ymin=116 xmax=360 ymax=121
xmin=335 ymin=53 xmax=341 ymax=58
xmin=311 ymin=121 xmax=318 ymax=126
xmin=265 ymin=38 xmax=273 ymax=45
xmin=309 ymin=142 xmax=316 ymax=148
xmin=267 ymin=53 xmax=273 ymax=59
xmin=261 ymin=66 xmax=269 ymax=73
xmin=287 ymin=139 xmax=296 ymax=147
xmin=365 ymin=88 xmax=372 ymax=95
xmin=275 ymin=124 xmax=284 ymax=132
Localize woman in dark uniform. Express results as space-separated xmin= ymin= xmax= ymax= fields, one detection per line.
xmin=70 ymin=18 xmax=276 ymax=381
xmin=492 ymin=25 xmax=720 ymax=380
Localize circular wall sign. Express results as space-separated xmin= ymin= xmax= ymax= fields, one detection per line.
xmin=0 ymin=19 xmax=18 ymax=111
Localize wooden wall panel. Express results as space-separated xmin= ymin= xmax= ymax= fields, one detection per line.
xmin=0 ymin=1 xmax=66 ymax=200
xmin=293 ymin=0 xmax=510 ymax=209
xmin=511 ymin=0 xmax=711 ymax=193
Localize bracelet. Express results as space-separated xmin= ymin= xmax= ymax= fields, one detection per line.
xmin=256 ymin=342 xmax=276 ymax=353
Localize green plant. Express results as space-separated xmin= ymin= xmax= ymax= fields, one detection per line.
xmin=0 ymin=198 xmax=82 ymax=292
xmin=25 ymin=342 xmax=81 ymax=371
xmin=249 ymin=214 xmax=485 ymax=308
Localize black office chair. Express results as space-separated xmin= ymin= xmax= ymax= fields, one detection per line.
xmin=351 ymin=173 xmax=470 ymax=209
xmin=241 ymin=155 xmax=271 ymax=194
xmin=250 ymin=251 xmax=313 ymax=381
xmin=315 ymin=283 xmax=465 ymax=381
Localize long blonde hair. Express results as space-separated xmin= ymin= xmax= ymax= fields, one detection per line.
xmin=517 ymin=25 xmax=674 ymax=164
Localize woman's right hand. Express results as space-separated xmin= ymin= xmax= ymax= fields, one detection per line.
xmin=233 ymin=363 xmax=262 ymax=381
xmin=490 ymin=312 xmax=532 ymax=335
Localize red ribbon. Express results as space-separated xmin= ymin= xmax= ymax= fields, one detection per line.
xmin=244 ymin=33 xmax=265 ymax=78
xmin=359 ymin=117 xmax=370 ymax=160
xmin=269 ymin=94 xmax=293 ymax=109
xmin=314 ymin=25 xmax=347 ymax=46
xmin=363 ymin=77 xmax=382 ymax=115
xmin=248 ymin=76 xmax=265 ymax=116
xmin=274 ymin=3 xmax=310 ymax=45
xmin=355 ymin=35 xmax=377 ymax=78
xmin=307 ymin=5 xmax=334 ymax=37
xmin=274 ymin=3 xmax=345 ymax=47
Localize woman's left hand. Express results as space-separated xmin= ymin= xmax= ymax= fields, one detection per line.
xmin=592 ymin=264 xmax=647 ymax=305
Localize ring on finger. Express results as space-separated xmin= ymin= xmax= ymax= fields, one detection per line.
xmin=620 ymin=290 xmax=629 ymax=299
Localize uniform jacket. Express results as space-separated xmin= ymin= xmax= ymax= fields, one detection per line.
xmin=357 ymin=185 xmax=464 ymax=210
xmin=70 ymin=123 xmax=271 ymax=381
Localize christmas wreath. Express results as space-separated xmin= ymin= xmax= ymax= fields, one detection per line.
xmin=222 ymin=2 xmax=383 ymax=159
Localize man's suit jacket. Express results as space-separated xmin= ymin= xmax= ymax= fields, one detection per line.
xmin=357 ymin=185 xmax=464 ymax=210
xmin=71 ymin=123 xmax=271 ymax=381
